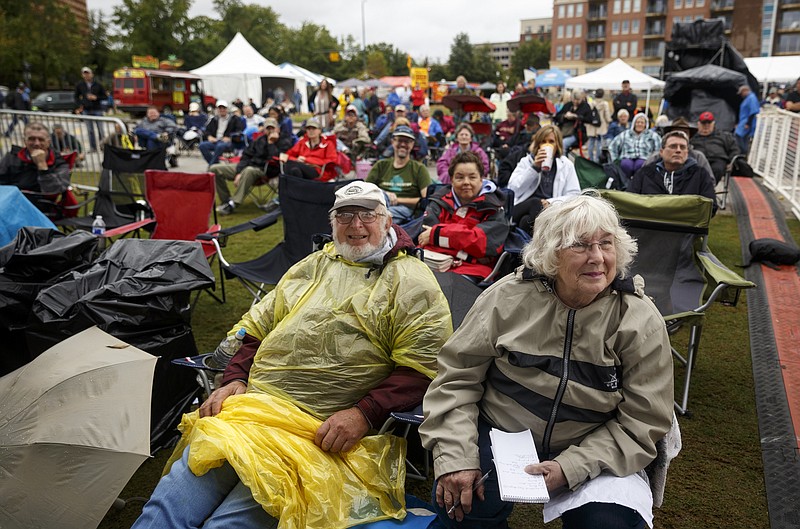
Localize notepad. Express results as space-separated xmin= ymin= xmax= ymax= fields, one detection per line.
xmin=489 ymin=428 xmax=550 ymax=503
xmin=423 ymin=249 xmax=454 ymax=272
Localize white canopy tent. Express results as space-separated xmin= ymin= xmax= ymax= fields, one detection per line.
xmin=565 ymin=59 xmax=666 ymax=113
xmin=743 ymin=56 xmax=800 ymax=97
xmin=191 ymin=33 xmax=308 ymax=112
xmin=279 ymin=62 xmax=335 ymax=88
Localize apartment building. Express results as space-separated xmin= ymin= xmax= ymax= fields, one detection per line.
xmin=520 ymin=17 xmax=554 ymax=42
xmin=477 ymin=41 xmax=521 ymax=70
xmin=550 ymin=0 xmax=800 ymax=77
xmin=62 ymin=0 xmax=90 ymax=34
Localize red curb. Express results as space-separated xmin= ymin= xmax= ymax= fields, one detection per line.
xmin=735 ymin=177 xmax=800 ymax=450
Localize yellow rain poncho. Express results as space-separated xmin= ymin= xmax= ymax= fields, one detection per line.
xmin=168 ymin=242 xmax=452 ymax=529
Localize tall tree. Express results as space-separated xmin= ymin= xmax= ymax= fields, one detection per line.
xmin=447 ymin=33 xmax=475 ymax=81
xmin=365 ymin=50 xmax=388 ymax=78
xmin=472 ymin=45 xmax=501 ymax=83
xmin=510 ymin=40 xmax=551 ymax=84
xmin=112 ymin=0 xmax=192 ymax=59
xmin=86 ymin=10 xmax=114 ymax=78
xmin=212 ymin=0 xmax=283 ymax=54
xmin=181 ymin=16 xmax=226 ymax=69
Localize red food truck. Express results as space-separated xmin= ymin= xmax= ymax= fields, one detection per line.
xmin=113 ymin=67 xmax=214 ymax=116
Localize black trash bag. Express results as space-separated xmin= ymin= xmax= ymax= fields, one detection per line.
xmin=28 ymin=238 xmax=215 ymax=452
xmin=0 ymin=228 xmax=97 ymax=376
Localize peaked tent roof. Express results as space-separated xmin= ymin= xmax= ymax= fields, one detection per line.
xmin=192 ymin=32 xmax=295 ymax=79
xmin=565 ymin=59 xmax=665 ymax=90
xmin=278 ymin=62 xmax=335 ymax=86
xmin=743 ymin=56 xmax=800 ymax=84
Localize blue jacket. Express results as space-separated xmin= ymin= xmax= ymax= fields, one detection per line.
xmin=386 ymin=92 xmax=401 ymax=108
xmin=736 ymin=93 xmax=759 ymax=138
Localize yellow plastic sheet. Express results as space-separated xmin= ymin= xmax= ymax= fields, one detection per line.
xmin=166 ymin=393 xmax=407 ymax=529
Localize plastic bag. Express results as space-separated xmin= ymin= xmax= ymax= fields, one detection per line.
xmin=167 ymin=392 xmax=407 ymax=529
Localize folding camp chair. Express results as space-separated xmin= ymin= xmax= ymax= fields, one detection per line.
xmin=134 ymin=170 xmax=224 ymax=304
xmin=55 ymin=145 xmax=167 ymax=234
xmin=601 ymin=190 xmax=755 ymax=416
xmin=572 ymin=154 xmax=612 ymax=190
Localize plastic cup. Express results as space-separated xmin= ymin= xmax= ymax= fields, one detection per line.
xmin=541 ymin=144 xmax=554 ymax=172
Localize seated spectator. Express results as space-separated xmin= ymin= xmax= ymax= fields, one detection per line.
xmin=372 ymin=105 xmax=395 ymax=135
xmin=418 ymin=104 xmax=444 ymax=148
xmin=101 ymin=122 xmax=136 ymax=150
xmin=161 ymin=105 xmax=178 ymax=123
xmin=242 ymin=105 xmax=266 ymax=140
xmin=213 ymin=118 xmax=293 ymax=215
xmin=375 ymin=116 xmax=428 ymax=161
xmin=507 ymin=125 xmax=580 ymax=233
xmin=279 ymin=118 xmax=337 ymax=181
xmin=554 ymin=89 xmax=593 ymax=152
xmin=436 ymin=123 xmax=490 ymax=184
xmin=512 ymin=113 xmax=542 ymax=148
xmin=367 ymin=125 xmax=432 ymax=222
xmin=130 ymin=180 xmax=452 ymax=529
xmin=646 ymin=117 xmax=713 ymax=181
xmin=784 ymin=77 xmax=800 ymax=113
xmin=419 ymin=151 xmax=509 ymax=279
xmin=605 ymin=109 xmax=630 ymax=141
xmin=374 ymin=104 xmax=410 ymax=147
xmin=199 ymin=100 xmax=246 ymax=166
xmin=494 ymin=110 xmax=521 ymax=147
xmin=629 ymin=130 xmax=716 ymax=208
xmin=0 ymin=122 xmax=70 ymax=205
xmin=333 ymin=105 xmax=371 ymax=159
xmin=433 ymin=109 xmax=456 ymax=139
xmin=50 ymin=123 xmax=84 ymax=162
xmin=608 ymin=113 xmax=661 ymax=188
xmin=182 ymin=102 xmax=209 ymax=136
xmin=690 ymin=111 xmax=740 ymax=183
xmin=134 ymin=106 xmax=177 ymax=150
xmin=266 ymin=105 xmax=295 ymax=143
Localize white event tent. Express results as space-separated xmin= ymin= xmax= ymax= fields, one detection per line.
xmin=191 ymin=33 xmax=308 ymax=112
xmin=565 ymin=59 xmax=665 ymax=112
xmin=743 ymin=56 xmax=800 ymax=97
xmin=278 ymin=62 xmax=335 ymax=88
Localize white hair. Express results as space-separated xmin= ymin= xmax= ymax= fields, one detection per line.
xmin=521 ymin=191 xmax=637 ymax=279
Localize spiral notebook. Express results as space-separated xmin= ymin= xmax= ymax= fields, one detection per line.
xmin=489 ymin=428 xmax=550 ymax=503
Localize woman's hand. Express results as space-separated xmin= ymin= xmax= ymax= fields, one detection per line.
xmin=532 ymin=146 xmax=548 ymax=170
xmin=418 ymin=226 xmax=432 ymax=247
xmin=199 ymin=380 xmax=246 ymax=418
xmin=524 ymin=460 xmax=567 ymax=492
xmin=436 ymin=469 xmax=485 ymax=522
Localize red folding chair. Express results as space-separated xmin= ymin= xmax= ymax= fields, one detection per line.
xmin=143 ymin=170 xmax=225 ymax=303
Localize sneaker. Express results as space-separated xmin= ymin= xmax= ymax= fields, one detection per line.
xmin=259 ymin=198 xmax=280 ymax=213
xmin=216 ymin=201 xmax=235 ymax=215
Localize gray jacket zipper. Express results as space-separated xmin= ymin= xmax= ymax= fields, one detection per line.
xmin=542 ymin=307 xmax=575 ymax=458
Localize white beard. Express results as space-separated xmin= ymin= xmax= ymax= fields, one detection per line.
xmin=333 ymin=233 xmax=387 ymax=262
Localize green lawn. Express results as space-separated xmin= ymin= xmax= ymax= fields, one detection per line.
xmin=99 ymin=196 xmax=773 ymax=529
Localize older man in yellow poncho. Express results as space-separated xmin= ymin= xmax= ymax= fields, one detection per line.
xmin=132 ymin=181 xmax=452 ymax=529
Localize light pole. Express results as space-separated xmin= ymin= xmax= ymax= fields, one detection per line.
xmin=361 ymin=0 xmax=367 ymax=77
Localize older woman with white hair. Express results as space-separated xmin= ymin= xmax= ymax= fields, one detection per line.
xmin=420 ymin=191 xmax=674 ymax=529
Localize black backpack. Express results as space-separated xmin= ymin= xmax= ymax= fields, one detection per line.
xmin=742 ymin=238 xmax=800 ymax=270
xmin=589 ymin=105 xmax=602 ymax=127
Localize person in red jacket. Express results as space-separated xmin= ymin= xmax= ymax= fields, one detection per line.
xmin=279 ymin=117 xmax=338 ymax=181
xmin=419 ymin=151 xmax=510 ymax=279
xmin=411 ymin=83 xmax=426 ymax=111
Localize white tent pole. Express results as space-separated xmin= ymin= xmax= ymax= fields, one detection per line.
xmin=645 ymin=88 xmax=651 ymax=117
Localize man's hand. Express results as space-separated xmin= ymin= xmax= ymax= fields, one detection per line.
xmin=418 ymin=226 xmax=432 ymax=247
xmin=208 ymin=136 xmax=218 ymax=144
xmin=435 ymin=469 xmax=484 ymax=522
xmin=297 ymin=155 xmax=306 ymax=163
xmin=199 ymin=380 xmax=246 ymax=418
xmin=30 ymin=149 xmax=48 ymax=171
xmin=222 ymin=136 xmax=231 ymax=143
xmin=386 ymin=191 xmax=398 ymax=206
xmin=279 ymin=153 xmax=289 ymax=163
xmin=233 ymin=173 xmax=242 ymax=187
xmin=87 ymin=94 xmax=98 ymax=101
xmin=268 ymin=130 xmax=279 ymax=143
xmin=314 ymin=407 xmax=369 ymax=453
xmin=524 ymin=460 xmax=567 ymax=492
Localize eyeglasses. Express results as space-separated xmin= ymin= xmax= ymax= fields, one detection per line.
xmin=334 ymin=211 xmax=385 ymax=224
xmin=567 ymin=240 xmax=614 ymax=254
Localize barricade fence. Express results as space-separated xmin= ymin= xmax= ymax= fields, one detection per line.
xmin=0 ymin=110 xmax=130 ymax=189
xmin=749 ymin=105 xmax=800 ymax=220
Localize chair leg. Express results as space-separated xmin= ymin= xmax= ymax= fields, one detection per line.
xmin=674 ymin=324 xmax=702 ymax=417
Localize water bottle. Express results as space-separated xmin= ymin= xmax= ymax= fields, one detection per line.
xmin=206 ymin=328 xmax=247 ymax=369
xmin=91 ymin=215 xmax=106 ymax=236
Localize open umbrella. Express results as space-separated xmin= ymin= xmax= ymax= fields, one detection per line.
xmin=507 ymin=94 xmax=557 ymax=115
xmin=0 ymin=326 xmax=157 ymax=529
xmin=364 ymin=78 xmax=392 ymax=88
xmin=441 ymin=94 xmax=496 ymax=113
xmin=337 ymin=77 xmax=365 ymax=88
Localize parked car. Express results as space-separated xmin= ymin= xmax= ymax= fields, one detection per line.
xmin=32 ymin=91 xmax=75 ymax=112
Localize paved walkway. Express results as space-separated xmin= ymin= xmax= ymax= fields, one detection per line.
xmin=731 ymin=176 xmax=800 ymax=529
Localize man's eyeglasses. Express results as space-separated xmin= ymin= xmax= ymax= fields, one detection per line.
xmin=334 ymin=211 xmax=385 ymax=224
xmin=567 ymin=240 xmax=614 ymax=254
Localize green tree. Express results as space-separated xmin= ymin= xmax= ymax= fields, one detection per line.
xmin=447 ymin=33 xmax=475 ymax=81
xmin=279 ymin=22 xmax=344 ymax=79
xmin=86 ymin=10 xmax=114 ymax=78
xmin=181 ymin=16 xmax=226 ymax=69
xmin=212 ymin=0 xmax=284 ymax=55
xmin=472 ymin=45 xmax=501 ymax=83
xmin=112 ymin=0 xmax=192 ymax=59
xmin=365 ymin=50 xmax=388 ymax=78
xmin=510 ymin=39 xmax=551 ymax=84
xmin=425 ymin=60 xmax=449 ymax=82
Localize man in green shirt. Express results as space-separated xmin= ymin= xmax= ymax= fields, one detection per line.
xmin=367 ymin=125 xmax=432 ymax=222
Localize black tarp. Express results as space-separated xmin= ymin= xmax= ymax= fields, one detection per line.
xmin=664 ymin=64 xmax=749 ymax=133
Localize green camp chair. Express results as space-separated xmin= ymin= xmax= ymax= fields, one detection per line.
xmin=601 ymin=190 xmax=755 ymax=416
xmin=572 ymin=155 xmax=610 ymax=190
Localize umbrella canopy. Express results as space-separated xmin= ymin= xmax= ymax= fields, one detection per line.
xmin=477 ymin=81 xmax=497 ymax=91
xmin=337 ymin=77 xmax=364 ymax=88
xmin=535 ymin=67 xmax=572 ymax=88
xmin=364 ymin=78 xmax=392 ymax=88
xmin=507 ymin=94 xmax=557 ymax=115
xmin=441 ymin=94 xmax=496 ymax=113
xmin=0 ymin=326 xmax=156 ymax=529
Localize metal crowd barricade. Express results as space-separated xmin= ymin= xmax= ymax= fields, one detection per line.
xmin=748 ymin=105 xmax=800 ymax=221
xmin=0 ymin=109 xmax=130 ymax=189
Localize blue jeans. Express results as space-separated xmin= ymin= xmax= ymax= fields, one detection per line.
xmin=563 ymin=134 xmax=578 ymax=152
xmin=199 ymin=140 xmax=233 ymax=165
xmin=736 ymin=134 xmax=751 ymax=156
xmin=132 ymin=446 xmax=277 ymax=529
xmin=586 ymin=136 xmax=603 ymax=163
xmin=82 ymin=109 xmax=103 ymax=150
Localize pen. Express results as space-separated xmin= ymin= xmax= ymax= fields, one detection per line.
xmin=447 ymin=470 xmax=493 ymax=515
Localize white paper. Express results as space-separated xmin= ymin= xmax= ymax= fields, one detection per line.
xmin=489 ymin=428 xmax=550 ymax=503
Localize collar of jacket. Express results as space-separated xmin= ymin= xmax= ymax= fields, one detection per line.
xmin=520 ymin=267 xmax=636 ymax=295
xmin=17 ymin=147 xmax=55 ymax=167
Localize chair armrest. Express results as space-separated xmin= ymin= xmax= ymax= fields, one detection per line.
xmin=102 ymin=218 xmax=156 ymax=238
xmin=696 ymin=250 xmax=755 ymax=308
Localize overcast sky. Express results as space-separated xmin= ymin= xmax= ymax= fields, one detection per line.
xmin=87 ymin=0 xmax=554 ymax=62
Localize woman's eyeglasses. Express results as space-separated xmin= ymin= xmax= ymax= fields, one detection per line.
xmin=334 ymin=211 xmax=385 ymax=224
xmin=567 ymin=240 xmax=614 ymax=253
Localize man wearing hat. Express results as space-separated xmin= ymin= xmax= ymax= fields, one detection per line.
xmin=690 ymin=111 xmax=740 ymax=183
xmin=735 ymin=84 xmax=760 ymax=155
xmin=367 ymin=125 xmax=432 ymax=222
xmin=199 ymin=100 xmax=246 ymax=166
xmin=644 ymin=116 xmax=713 ymax=179
xmin=278 ymin=117 xmax=338 ymax=181
xmin=784 ymin=78 xmax=800 ymax=113
xmin=131 ymin=180 xmax=451 ymax=529
xmin=213 ymin=117 xmax=294 ymax=215
xmin=333 ymin=104 xmax=371 ymax=160
xmin=74 ymin=67 xmax=108 ymax=152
